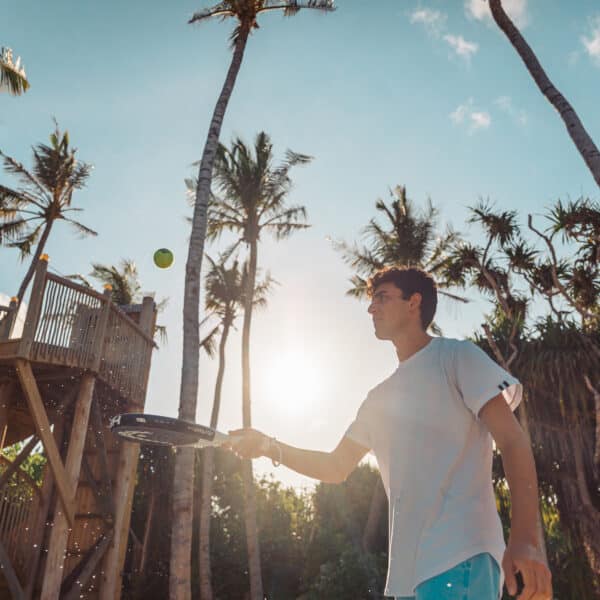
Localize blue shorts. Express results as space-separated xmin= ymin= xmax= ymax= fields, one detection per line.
xmin=396 ymin=552 xmax=501 ymax=600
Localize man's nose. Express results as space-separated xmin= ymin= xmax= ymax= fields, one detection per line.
xmin=368 ymin=302 xmax=376 ymax=314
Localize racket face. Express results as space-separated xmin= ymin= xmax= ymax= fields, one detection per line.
xmin=110 ymin=413 xmax=217 ymax=447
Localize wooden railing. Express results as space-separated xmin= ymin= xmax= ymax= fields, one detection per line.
xmin=6 ymin=259 xmax=156 ymax=405
xmin=100 ymin=304 xmax=155 ymax=406
xmin=0 ymin=455 xmax=42 ymax=583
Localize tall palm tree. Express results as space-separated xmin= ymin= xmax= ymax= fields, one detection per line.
xmin=0 ymin=123 xmax=96 ymax=304
xmin=0 ymin=47 xmax=29 ymax=95
xmin=173 ymin=4 xmax=334 ymax=598
xmin=208 ymin=131 xmax=311 ymax=599
xmin=198 ymin=255 xmax=274 ymax=600
xmin=488 ymin=0 xmax=600 ymax=187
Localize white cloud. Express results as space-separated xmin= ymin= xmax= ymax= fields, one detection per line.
xmin=450 ymin=98 xmax=491 ymax=133
xmin=465 ymin=0 xmax=529 ymax=29
xmin=470 ymin=111 xmax=491 ymax=129
xmin=409 ymin=8 xmax=447 ymax=37
xmin=444 ymin=34 xmax=479 ymax=61
xmin=494 ymin=95 xmax=528 ymax=125
xmin=582 ymin=16 xmax=600 ymax=65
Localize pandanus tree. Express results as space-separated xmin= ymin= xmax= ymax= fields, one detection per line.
xmin=488 ymin=0 xmax=600 ymax=187
xmin=0 ymin=47 xmax=29 ymax=95
xmin=438 ymin=198 xmax=600 ymax=581
xmin=174 ymin=3 xmax=333 ymax=598
xmin=0 ymin=123 xmax=96 ymax=304
xmin=198 ymin=255 xmax=274 ymax=600
xmin=208 ymin=131 xmax=311 ymax=598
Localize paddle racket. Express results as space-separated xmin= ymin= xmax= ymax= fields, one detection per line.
xmin=109 ymin=413 xmax=231 ymax=448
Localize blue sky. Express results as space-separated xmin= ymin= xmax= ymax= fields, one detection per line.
xmin=2 ymin=0 xmax=599 ymax=489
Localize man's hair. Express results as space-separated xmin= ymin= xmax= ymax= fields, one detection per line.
xmin=367 ymin=266 xmax=438 ymax=331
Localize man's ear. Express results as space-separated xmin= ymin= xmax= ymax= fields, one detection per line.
xmin=409 ymin=292 xmax=422 ymax=310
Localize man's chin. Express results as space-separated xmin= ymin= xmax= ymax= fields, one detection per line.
xmin=373 ymin=327 xmax=390 ymax=340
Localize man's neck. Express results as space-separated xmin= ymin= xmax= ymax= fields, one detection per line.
xmin=393 ymin=331 xmax=433 ymax=363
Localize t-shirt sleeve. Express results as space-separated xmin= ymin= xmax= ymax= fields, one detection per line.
xmin=344 ymin=396 xmax=372 ymax=450
xmin=452 ymin=340 xmax=522 ymax=419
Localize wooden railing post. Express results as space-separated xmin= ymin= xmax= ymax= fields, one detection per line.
xmin=0 ymin=297 xmax=19 ymax=341
xmin=18 ymin=256 xmax=49 ymax=359
xmin=91 ymin=286 xmax=113 ymax=373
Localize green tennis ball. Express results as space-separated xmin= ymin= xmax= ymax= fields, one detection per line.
xmin=153 ymin=248 xmax=174 ymax=269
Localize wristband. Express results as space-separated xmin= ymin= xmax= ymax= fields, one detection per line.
xmin=269 ymin=437 xmax=282 ymax=468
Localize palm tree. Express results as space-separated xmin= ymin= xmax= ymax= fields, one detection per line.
xmin=198 ymin=255 xmax=274 ymax=600
xmin=173 ymin=4 xmax=334 ymax=598
xmin=336 ymin=185 xmax=467 ymax=305
xmin=208 ymin=131 xmax=311 ymax=599
xmin=0 ymin=122 xmax=96 ymax=304
xmin=0 ymin=47 xmax=29 ymax=95
xmin=488 ymin=0 xmax=600 ymax=187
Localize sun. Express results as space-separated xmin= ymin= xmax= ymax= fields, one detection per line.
xmin=263 ymin=350 xmax=322 ymax=418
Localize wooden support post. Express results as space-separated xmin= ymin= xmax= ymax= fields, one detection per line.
xmin=100 ymin=295 xmax=155 ymax=600
xmin=0 ymin=386 xmax=8 ymax=451
xmin=18 ymin=258 xmax=48 ymax=359
xmin=0 ymin=539 xmax=25 ymax=600
xmin=39 ymin=373 xmax=96 ymax=600
xmin=62 ymin=531 xmax=114 ymax=600
xmin=98 ymin=441 xmax=139 ymax=600
xmin=15 ymin=359 xmax=76 ymax=527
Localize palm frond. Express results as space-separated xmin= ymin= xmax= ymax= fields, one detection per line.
xmin=63 ymin=217 xmax=98 ymax=238
xmin=0 ymin=47 xmax=29 ymax=95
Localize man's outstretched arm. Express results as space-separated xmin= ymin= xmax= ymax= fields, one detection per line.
xmin=227 ymin=428 xmax=369 ymax=484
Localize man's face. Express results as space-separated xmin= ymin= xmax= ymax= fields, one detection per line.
xmin=367 ymin=282 xmax=421 ymax=339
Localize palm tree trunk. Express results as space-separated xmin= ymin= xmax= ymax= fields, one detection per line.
xmin=16 ymin=221 xmax=53 ymax=304
xmin=489 ymin=0 xmax=600 ymax=187
xmin=241 ymin=240 xmax=264 ymax=600
xmin=199 ymin=318 xmax=231 ymax=600
xmin=170 ymin=25 xmax=251 ymax=600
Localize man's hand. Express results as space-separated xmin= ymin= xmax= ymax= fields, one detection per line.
xmin=502 ymin=540 xmax=552 ymax=599
xmin=226 ymin=428 xmax=270 ymax=459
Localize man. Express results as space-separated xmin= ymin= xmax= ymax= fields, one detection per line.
xmin=228 ymin=267 xmax=552 ymax=599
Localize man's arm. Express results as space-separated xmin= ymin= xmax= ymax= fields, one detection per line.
xmin=479 ymin=393 xmax=552 ymax=599
xmin=227 ymin=428 xmax=369 ymax=484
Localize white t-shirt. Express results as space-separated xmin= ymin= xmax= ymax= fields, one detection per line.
xmin=344 ymin=336 xmax=522 ymax=598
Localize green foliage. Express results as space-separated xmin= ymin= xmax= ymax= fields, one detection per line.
xmin=1 ymin=440 xmax=46 ymax=484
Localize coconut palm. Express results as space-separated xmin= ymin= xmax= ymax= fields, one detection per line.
xmin=336 ymin=185 xmax=467 ymax=304
xmin=174 ymin=4 xmax=334 ymax=597
xmin=198 ymin=255 xmax=274 ymax=600
xmin=0 ymin=123 xmax=96 ymax=304
xmin=208 ymin=131 xmax=310 ymax=598
xmin=0 ymin=47 xmax=29 ymax=95
xmin=488 ymin=0 xmax=600 ymax=187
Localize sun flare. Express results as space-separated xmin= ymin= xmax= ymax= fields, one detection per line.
xmin=263 ymin=351 xmax=322 ymax=418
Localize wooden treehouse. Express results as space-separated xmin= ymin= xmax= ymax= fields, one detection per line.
xmin=0 ymin=257 xmax=157 ymax=599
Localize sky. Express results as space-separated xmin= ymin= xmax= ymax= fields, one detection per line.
xmin=1 ymin=0 xmax=599 ymax=491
